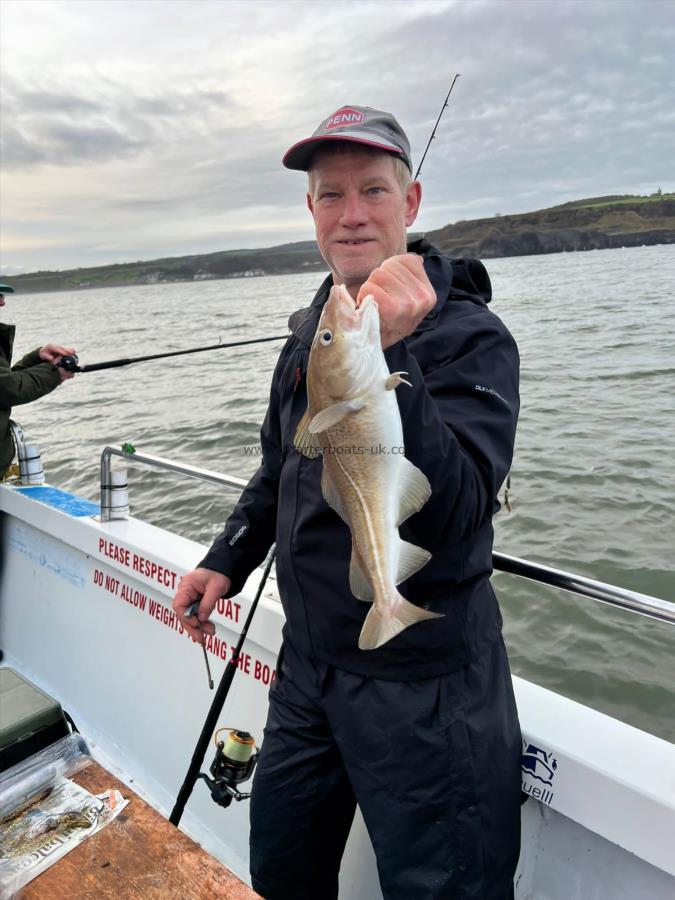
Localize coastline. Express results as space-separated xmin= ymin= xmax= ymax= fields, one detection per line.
xmin=4 ymin=195 xmax=674 ymax=295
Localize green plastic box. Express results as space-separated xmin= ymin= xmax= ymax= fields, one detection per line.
xmin=0 ymin=668 xmax=69 ymax=773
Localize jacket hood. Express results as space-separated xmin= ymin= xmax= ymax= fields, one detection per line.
xmin=409 ymin=238 xmax=492 ymax=306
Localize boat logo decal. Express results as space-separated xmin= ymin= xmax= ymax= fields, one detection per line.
xmin=522 ymin=741 xmax=558 ymax=786
xmin=521 ymin=741 xmax=558 ymax=806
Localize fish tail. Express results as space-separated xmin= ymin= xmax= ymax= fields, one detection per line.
xmin=358 ymin=594 xmax=443 ymax=650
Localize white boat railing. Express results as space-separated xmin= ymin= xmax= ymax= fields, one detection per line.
xmin=99 ymin=446 xmax=247 ymax=521
xmin=99 ymin=446 xmax=675 ymax=626
xmin=493 ymin=552 xmax=675 ymax=625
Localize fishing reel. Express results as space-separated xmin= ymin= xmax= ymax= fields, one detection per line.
xmin=57 ymin=354 xmax=81 ymax=372
xmin=198 ymin=728 xmax=259 ymax=809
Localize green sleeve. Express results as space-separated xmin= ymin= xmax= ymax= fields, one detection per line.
xmin=11 ymin=348 xmax=43 ymax=371
xmin=0 ymin=352 xmax=61 ymax=409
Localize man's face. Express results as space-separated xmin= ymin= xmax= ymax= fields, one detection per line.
xmin=306 ymin=149 xmax=421 ymax=290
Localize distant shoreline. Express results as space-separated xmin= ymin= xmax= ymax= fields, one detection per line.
xmin=4 ymin=193 xmax=673 ymax=295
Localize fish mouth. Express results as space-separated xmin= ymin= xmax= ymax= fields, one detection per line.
xmin=319 ymin=285 xmax=380 ymax=344
xmin=355 ymin=294 xmax=380 ymax=345
xmin=331 ymin=284 xmax=360 ymax=331
xmin=336 ymin=286 xmax=379 ymax=338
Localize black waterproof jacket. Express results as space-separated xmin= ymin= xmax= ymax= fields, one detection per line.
xmin=0 ymin=324 xmax=61 ymax=472
xmin=200 ymin=239 xmax=520 ymax=680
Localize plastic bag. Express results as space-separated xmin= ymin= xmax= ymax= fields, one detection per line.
xmin=0 ymin=733 xmax=130 ymax=898
xmin=0 ymin=733 xmax=92 ymax=820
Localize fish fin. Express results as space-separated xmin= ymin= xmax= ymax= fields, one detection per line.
xmin=309 ymin=399 xmax=365 ymax=433
xmin=358 ymin=594 xmax=443 ymax=650
xmin=396 ymin=539 xmax=431 ymax=584
xmin=294 ymin=409 xmax=322 ymax=459
xmin=384 ymin=371 xmax=412 ymax=390
xmin=397 ymin=457 xmax=432 ymax=526
xmin=349 ymin=547 xmax=373 ymax=602
xmin=321 ymin=464 xmax=348 ymax=524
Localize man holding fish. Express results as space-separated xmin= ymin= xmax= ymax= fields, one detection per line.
xmin=174 ymin=106 xmax=522 ymax=899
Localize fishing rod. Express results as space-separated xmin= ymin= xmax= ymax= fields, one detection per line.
xmin=58 ymin=333 xmax=288 ymax=374
xmin=414 ymin=73 xmax=460 ymax=181
xmin=170 ymin=548 xmax=276 ymax=827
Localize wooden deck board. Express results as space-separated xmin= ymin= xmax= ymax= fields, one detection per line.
xmin=18 ymin=762 xmax=260 ymax=899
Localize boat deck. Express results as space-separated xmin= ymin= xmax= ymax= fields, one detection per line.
xmin=19 ymin=761 xmax=260 ymax=899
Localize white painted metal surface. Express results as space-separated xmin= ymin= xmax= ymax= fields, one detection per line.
xmin=1 ymin=483 xmax=674 ymax=899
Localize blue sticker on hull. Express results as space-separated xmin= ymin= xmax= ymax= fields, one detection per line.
xmin=14 ymin=486 xmax=99 ymax=517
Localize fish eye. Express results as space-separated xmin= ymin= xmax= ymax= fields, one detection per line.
xmin=319 ymin=329 xmax=333 ymax=345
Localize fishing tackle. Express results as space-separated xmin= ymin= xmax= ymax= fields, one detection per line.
xmin=58 ymin=354 xmax=80 ymax=372
xmin=197 ymin=728 xmax=259 ymax=808
xmin=187 ymin=601 xmax=215 ymax=690
xmin=414 ymin=73 xmax=460 ymax=181
xmin=56 ymin=335 xmax=288 ymax=374
xmin=169 ymin=548 xmax=276 ymax=827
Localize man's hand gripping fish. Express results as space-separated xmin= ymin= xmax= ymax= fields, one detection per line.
xmin=294 ymin=284 xmax=443 ymax=650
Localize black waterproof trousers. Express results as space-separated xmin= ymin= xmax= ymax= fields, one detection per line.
xmin=249 ymin=636 xmax=522 ymax=900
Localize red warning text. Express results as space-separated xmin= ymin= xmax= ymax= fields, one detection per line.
xmin=98 ymin=538 xmax=178 ymax=590
xmin=92 ymin=566 xmax=275 ymax=685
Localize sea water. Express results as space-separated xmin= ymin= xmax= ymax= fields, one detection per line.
xmin=7 ymin=243 xmax=675 ymax=741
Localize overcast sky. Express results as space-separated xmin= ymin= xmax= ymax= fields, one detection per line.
xmin=1 ymin=0 xmax=673 ymax=274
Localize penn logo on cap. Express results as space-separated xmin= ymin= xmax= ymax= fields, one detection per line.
xmin=282 ymin=104 xmax=413 ymax=172
xmin=326 ymin=107 xmax=365 ymax=130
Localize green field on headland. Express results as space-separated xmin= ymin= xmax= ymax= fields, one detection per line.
xmin=5 ymin=193 xmax=674 ymax=294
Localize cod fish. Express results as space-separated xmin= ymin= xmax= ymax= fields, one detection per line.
xmin=294 ymin=284 xmax=443 ymax=650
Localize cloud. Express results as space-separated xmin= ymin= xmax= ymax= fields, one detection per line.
xmin=0 ymin=72 xmax=240 ymax=168
xmin=0 ymin=0 xmax=673 ymax=271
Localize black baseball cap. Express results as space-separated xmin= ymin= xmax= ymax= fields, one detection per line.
xmin=283 ymin=105 xmax=413 ymax=173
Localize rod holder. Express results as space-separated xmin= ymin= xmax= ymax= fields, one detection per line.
xmin=10 ymin=421 xmax=45 ymax=485
xmin=106 ymin=467 xmax=129 ymax=519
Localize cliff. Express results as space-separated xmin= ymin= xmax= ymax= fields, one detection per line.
xmin=426 ymin=195 xmax=675 ymax=259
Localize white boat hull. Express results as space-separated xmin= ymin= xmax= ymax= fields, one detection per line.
xmin=1 ymin=484 xmax=673 ymax=898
